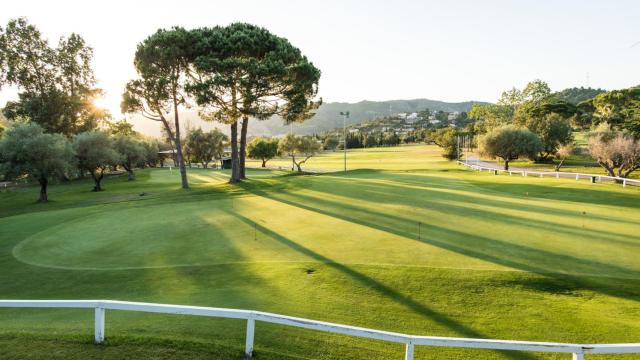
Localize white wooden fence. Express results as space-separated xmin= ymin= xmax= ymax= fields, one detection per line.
xmin=0 ymin=300 xmax=639 ymax=359
xmin=457 ymin=161 xmax=640 ymax=188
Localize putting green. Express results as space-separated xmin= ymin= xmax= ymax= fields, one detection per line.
xmin=11 ymin=166 xmax=640 ymax=279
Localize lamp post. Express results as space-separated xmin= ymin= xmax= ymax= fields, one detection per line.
xmin=340 ymin=111 xmax=350 ymax=173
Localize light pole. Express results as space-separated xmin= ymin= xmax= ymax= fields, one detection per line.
xmin=340 ymin=111 xmax=350 ymax=173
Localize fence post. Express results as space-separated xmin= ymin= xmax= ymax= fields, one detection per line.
xmin=623 ymin=179 xmax=627 ymax=188
xmin=575 ymin=174 xmax=579 ymax=180
xmin=94 ymin=307 xmax=105 ymax=344
xmin=405 ymin=341 xmax=414 ymax=360
xmin=245 ymin=318 xmax=255 ymax=359
xmin=556 ymin=172 xmax=559 ymax=179
xmin=572 ymin=352 xmax=584 ymax=360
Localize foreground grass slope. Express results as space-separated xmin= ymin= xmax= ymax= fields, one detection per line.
xmin=1 ymin=145 xmax=639 ymax=359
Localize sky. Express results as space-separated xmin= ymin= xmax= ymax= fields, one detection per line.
xmin=1 ymin=0 xmax=639 ymax=117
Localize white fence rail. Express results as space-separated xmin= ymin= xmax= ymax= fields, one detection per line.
xmin=0 ymin=300 xmax=639 ymax=359
xmin=457 ymin=160 xmax=640 ymax=188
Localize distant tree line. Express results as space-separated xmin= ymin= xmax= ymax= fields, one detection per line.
xmin=247 ymin=135 xmax=322 ymax=172
xmin=447 ymin=80 xmax=640 ymax=176
xmin=0 ymin=121 xmax=161 ymax=201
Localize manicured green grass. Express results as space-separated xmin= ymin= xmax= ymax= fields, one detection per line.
xmin=248 ymin=144 xmax=444 ymax=171
xmin=1 ymin=145 xmax=640 ymax=359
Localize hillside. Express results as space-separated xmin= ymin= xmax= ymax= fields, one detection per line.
xmin=128 ymin=99 xmax=486 ymax=138
xmin=553 ymin=87 xmax=606 ymax=104
xmin=260 ymin=99 xmax=485 ymax=135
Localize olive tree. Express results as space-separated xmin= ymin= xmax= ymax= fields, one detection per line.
xmin=184 ymin=128 xmax=227 ymax=168
xmin=588 ymin=132 xmax=640 ymax=178
xmin=73 ymin=131 xmax=120 ymax=191
xmin=278 ymin=134 xmax=321 ymax=172
xmin=141 ymin=139 xmax=160 ymax=168
xmin=112 ymin=134 xmax=146 ymax=180
xmin=323 ymin=136 xmax=339 ymax=151
xmin=479 ymin=125 xmax=542 ymax=170
xmin=432 ymin=127 xmax=460 ymax=160
xmin=0 ymin=122 xmax=74 ymax=202
xmin=247 ymin=137 xmax=279 ymax=167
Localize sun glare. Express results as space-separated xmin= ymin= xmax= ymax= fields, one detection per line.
xmin=92 ymin=96 xmax=109 ymax=110
xmin=92 ymin=95 xmax=120 ymax=116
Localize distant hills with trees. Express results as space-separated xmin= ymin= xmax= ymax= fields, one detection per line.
xmin=553 ymin=87 xmax=606 ymax=104
xmin=270 ymin=99 xmax=486 ymax=134
xmin=129 ymin=90 xmax=609 ymax=138
xmin=128 ymin=98 xmax=488 ymax=137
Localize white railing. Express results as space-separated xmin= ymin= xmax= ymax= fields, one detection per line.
xmin=0 ymin=300 xmax=639 ymax=359
xmin=457 ymin=160 xmax=640 ymax=188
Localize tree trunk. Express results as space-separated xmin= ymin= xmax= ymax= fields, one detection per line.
xmin=598 ymin=162 xmax=616 ymax=177
xmin=504 ymin=160 xmax=509 ymax=171
xmin=261 ymin=159 xmax=266 ymax=167
xmin=239 ymin=116 xmax=249 ymax=179
xmin=92 ymin=172 xmax=103 ymax=192
xmin=230 ymin=121 xmax=240 ymax=183
xmin=127 ymin=169 xmax=135 ymax=181
xmin=296 ymin=162 xmax=302 ymax=172
xmin=38 ymin=178 xmax=48 ymax=203
xmin=172 ymin=93 xmax=189 ymax=189
xmin=554 ymin=159 xmax=565 ymax=172
xmin=621 ymin=165 xmax=639 ymax=178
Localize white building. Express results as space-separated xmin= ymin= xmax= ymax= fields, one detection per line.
xmin=405 ymin=112 xmax=419 ymax=123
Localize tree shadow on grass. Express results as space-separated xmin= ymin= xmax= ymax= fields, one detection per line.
xmin=405 ymin=170 xmax=640 ymax=210
xmin=228 ymin=211 xmax=539 ymax=360
xmin=342 ymin=171 xmax=640 ymax=227
xmin=313 ymin=172 xmax=640 ymax=253
xmin=241 ymin=182 xmax=640 ymax=303
xmin=343 ymin=176 xmax=640 ymax=249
